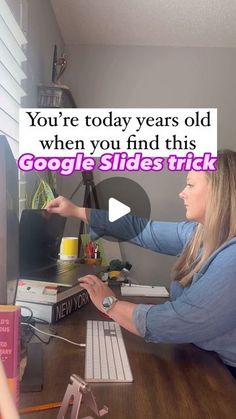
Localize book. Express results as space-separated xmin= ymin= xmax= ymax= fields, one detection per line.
xmin=16 ymin=280 xmax=83 ymax=304
xmin=16 ymin=288 xmax=90 ymax=323
xmin=0 ymin=305 xmax=21 ymax=407
xmin=121 ymin=285 xmax=169 ymax=297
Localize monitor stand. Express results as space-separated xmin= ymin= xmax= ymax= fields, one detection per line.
xmin=21 ymin=342 xmax=43 ymax=392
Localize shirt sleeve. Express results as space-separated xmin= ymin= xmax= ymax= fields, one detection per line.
xmin=89 ymin=208 xmax=196 ymax=256
xmin=133 ymin=243 xmax=236 ymax=343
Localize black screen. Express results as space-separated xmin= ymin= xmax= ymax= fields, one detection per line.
xmin=19 ymin=209 xmax=66 ymax=274
xmin=0 ymin=135 xmax=19 ymax=304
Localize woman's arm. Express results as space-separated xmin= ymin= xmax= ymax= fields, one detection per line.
xmin=133 ymin=243 xmax=236 ymax=344
xmin=79 ymin=242 xmax=236 ymax=345
xmin=89 ymin=208 xmax=196 ymax=255
xmin=78 ymin=275 xmax=141 ymax=336
xmin=46 ymin=196 xmax=90 ymax=223
xmin=108 ymin=300 xmax=140 ymax=335
xmin=46 ymin=196 xmax=196 ymax=255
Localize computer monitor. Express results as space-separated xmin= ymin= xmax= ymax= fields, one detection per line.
xmin=0 ymin=136 xmax=43 ymax=392
xmin=0 ymin=135 xmax=19 ymax=304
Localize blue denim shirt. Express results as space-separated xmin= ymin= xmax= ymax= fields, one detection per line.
xmin=89 ymin=209 xmax=236 ymax=367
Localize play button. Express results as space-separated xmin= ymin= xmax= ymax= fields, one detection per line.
xmin=87 ymin=176 xmax=151 ymax=242
xmin=108 ymin=198 xmax=131 ymax=222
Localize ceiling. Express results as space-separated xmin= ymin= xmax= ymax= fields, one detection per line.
xmin=50 ymin=0 xmax=236 ymax=48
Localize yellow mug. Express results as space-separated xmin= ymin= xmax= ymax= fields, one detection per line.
xmin=60 ymin=237 xmax=78 ymax=261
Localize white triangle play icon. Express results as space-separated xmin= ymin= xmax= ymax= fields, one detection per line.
xmin=108 ymin=198 xmax=131 ymax=222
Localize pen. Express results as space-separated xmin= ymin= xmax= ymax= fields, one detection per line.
xmin=19 ymin=400 xmax=73 ymax=414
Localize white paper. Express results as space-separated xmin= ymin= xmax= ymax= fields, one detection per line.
xmin=121 ymin=285 xmax=169 ymax=297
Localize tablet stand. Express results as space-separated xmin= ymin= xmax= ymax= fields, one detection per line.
xmin=57 ymin=374 xmax=108 ymax=419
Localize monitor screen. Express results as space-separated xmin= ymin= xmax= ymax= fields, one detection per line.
xmin=19 ymin=209 xmax=66 ymax=274
xmin=0 ymin=135 xmax=19 ymax=304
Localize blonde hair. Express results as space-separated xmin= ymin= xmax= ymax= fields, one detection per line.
xmin=173 ymin=149 xmax=236 ymax=287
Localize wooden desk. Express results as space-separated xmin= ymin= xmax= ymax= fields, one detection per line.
xmin=20 ymin=297 xmax=236 ymax=419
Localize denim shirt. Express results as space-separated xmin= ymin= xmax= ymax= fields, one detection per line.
xmin=89 ymin=209 xmax=236 ymax=367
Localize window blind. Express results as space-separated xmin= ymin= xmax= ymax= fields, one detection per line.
xmin=0 ymin=0 xmax=27 ymax=159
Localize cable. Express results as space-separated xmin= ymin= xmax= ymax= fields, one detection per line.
xmin=21 ymin=307 xmax=50 ymax=343
xmin=21 ymin=322 xmax=86 ymax=348
xmin=20 ymin=307 xmax=58 ymax=328
xmin=30 ymin=330 xmax=52 ymax=345
xmin=31 ymin=316 xmax=53 ymax=325
xmin=20 ymin=306 xmax=34 ymax=322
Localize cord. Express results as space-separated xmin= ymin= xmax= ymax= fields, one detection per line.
xmin=20 ymin=306 xmax=34 ymax=322
xmin=30 ymin=330 xmax=52 ymax=345
xmin=21 ymin=307 xmax=61 ymax=344
xmin=20 ymin=306 xmax=52 ymax=326
xmin=21 ymin=322 xmax=86 ymax=348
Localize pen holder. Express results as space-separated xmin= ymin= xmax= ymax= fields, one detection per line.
xmin=84 ymin=258 xmax=102 ymax=266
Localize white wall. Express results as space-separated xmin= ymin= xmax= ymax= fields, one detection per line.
xmin=61 ymin=45 xmax=236 ymax=285
xmin=64 ymin=45 xmax=236 ymax=146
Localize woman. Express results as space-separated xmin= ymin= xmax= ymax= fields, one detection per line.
xmin=46 ymin=149 xmax=236 ymax=378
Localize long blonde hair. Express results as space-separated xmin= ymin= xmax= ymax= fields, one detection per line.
xmin=173 ymin=149 xmax=236 ymax=287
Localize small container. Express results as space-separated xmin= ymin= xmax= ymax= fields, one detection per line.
xmin=108 ymin=270 xmax=121 ymax=279
xmin=60 ymin=237 xmax=78 ymax=261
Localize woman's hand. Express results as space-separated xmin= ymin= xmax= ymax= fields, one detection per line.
xmin=80 ymin=275 xmax=140 ymax=336
xmin=45 ymin=196 xmax=81 ymax=218
xmin=79 ymin=275 xmax=115 ymax=312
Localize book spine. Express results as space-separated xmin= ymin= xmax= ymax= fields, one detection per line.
xmin=16 ymin=284 xmax=83 ymax=305
xmin=17 ymin=280 xmax=60 ymax=304
xmin=52 ymin=289 xmax=90 ymax=323
xmin=16 ymin=292 xmax=57 ymax=304
xmin=56 ymin=285 xmax=83 ymax=302
xmin=0 ymin=306 xmax=21 ymax=407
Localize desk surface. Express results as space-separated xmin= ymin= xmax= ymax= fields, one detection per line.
xmin=20 ymin=296 xmax=236 ymax=419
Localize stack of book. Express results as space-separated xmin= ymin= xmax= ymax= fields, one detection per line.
xmin=16 ymin=280 xmax=90 ymax=323
xmin=0 ymin=305 xmax=21 ymax=407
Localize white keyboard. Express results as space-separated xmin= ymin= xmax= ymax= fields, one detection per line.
xmin=85 ymin=320 xmax=133 ymax=383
